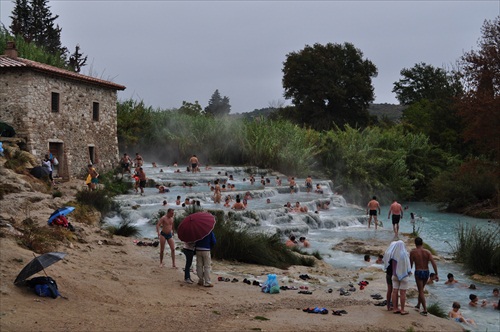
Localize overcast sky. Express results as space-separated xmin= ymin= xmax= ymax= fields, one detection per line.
xmin=1 ymin=1 xmax=499 ymax=113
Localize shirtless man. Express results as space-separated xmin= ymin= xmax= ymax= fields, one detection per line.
xmin=366 ymin=196 xmax=381 ymax=230
xmin=120 ymin=153 xmax=132 ymax=174
xmin=388 ymin=200 xmax=403 ymax=236
xmin=156 ymin=208 xmax=176 ymax=268
xmin=231 ymin=198 xmax=246 ymax=210
xmin=410 ymin=237 xmax=438 ymax=316
xmin=289 ymin=177 xmax=296 ymax=194
xmin=189 ymin=155 xmax=199 ymax=173
xmin=134 ymin=152 xmax=143 ymax=167
xmin=137 ymin=167 xmax=147 ymax=195
xmin=305 ymin=175 xmax=313 ymax=193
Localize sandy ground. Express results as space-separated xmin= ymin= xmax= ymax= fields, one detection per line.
xmin=0 ymin=164 xmax=464 ymax=331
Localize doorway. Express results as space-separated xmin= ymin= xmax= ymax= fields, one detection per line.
xmin=49 ymin=142 xmax=64 ymax=179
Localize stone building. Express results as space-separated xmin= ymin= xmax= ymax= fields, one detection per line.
xmin=0 ymin=42 xmax=126 ymax=179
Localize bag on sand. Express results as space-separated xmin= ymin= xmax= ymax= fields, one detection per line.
xmin=261 ymin=274 xmax=280 ymax=294
xmin=26 ymin=276 xmax=60 ymax=299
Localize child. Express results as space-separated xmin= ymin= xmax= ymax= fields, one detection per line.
xmin=427 ymin=272 xmax=437 ymax=285
xmin=469 ymin=294 xmax=487 ymax=307
xmin=445 ymin=273 xmax=458 ymax=285
xmin=449 ymin=302 xmax=475 ymax=326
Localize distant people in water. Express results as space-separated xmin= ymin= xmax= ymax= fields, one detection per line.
xmin=445 ymin=273 xmax=458 ymax=285
xmin=427 ymin=273 xmax=437 ymax=285
xmin=469 ymin=294 xmax=487 ymax=307
xmin=299 ymin=236 xmax=310 ymax=248
xmin=375 ymin=254 xmax=384 ymax=264
xmin=449 ymin=302 xmax=476 ymax=326
xmin=285 ymin=235 xmax=297 ymax=247
xmin=364 ymin=254 xmax=371 ymax=263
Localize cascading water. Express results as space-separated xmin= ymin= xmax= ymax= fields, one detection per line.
xmin=104 ymin=162 xmax=499 ymax=331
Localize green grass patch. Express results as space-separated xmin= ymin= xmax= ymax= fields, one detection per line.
xmin=106 ymin=221 xmax=140 ymax=237
xmin=17 ymin=218 xmax=74 ymax=253
xmin=426 ymin=302 xmax=447 ymax=318
xmin=452 ymin=223 xmax=500 ymax=275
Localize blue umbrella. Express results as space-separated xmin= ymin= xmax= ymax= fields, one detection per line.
xmin=48 ymin=207 xmax=75 ymax=225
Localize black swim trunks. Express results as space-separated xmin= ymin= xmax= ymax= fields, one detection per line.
xmin=139 ymin=180 xmax=146 ymax=188
xmin=392 ymin=215 xmax=401 ymax=225
xmin=369 ymin=209 xmax=377 ymax=216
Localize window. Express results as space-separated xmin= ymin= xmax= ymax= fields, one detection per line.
xmin=92 ymin=102 xmax=99 ymax=121
xmin=51 ymin=92 xmax=59 ymax=112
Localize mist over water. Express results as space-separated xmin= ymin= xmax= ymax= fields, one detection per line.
xmin=105 ymin=161 xmax=499 ymax=331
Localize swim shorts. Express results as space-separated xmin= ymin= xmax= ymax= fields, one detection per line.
xmin=191 ymin=163 xmax=197 ymax=170
xmin=392 ymin=215 xmax=401 ymax=225
xmin=414 ymin=270 xmax=430 ymax=281
xmin=369 ymin=209 xmax=377 ymax=216
xmin=91 ymin=178 xmax=99 ymax=184
xmin=306 ymin=182 xmax=312 ymax=189
xmin=160 ymin=231 xmax=173 ymax=240
xmin=391 ymin=275 xmax=409 ymax=290
xmin=455 ymin=318 xmax=461 ymax=322
xmin=139 ymin=180 xmax=146 ymax=188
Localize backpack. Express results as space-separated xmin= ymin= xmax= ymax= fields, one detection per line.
xmin=26 ymin=276 xmax=60 ymax=299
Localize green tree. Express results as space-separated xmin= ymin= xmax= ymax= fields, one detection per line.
xmin=178 ymin=101 xmax=204 ymax=116
xmin=392 ymin=63 xmax=461 ymax=105
xmin=205 ymin=89 xmax=231 ymax=116
xmin=393 ymin=63 xmax=465 ymax=154
xmin=282 ymin=42 xmax=377 ymax=131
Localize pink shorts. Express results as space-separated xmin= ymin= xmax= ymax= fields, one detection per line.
xmin=392 ymin=275 xmax=409 ymax=290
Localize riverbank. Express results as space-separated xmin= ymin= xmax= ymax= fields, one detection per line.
xmin=0 ymin=163 xmax=464 ymax=331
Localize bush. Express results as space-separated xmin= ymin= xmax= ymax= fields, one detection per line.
xmin=18 ymin=218 xmax=72 ymax=253
xmin=426 ymin=303 xmax=447 ymax=318
xmin=212 ymin=217 xmax=315 ymax=269
xmin=106 ymin=221 xmax=140 ymax=237
xmin=76 ymin=190 xmax=114 ymax=215
xmin=52 ymin=190 xmax=63 ymax=198
xmin=98 ymin=171 xmax=133 ymax=196
xmin=452 ymin=223 xmax=500 ymax=274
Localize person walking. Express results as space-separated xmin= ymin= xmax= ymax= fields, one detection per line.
xmin=410 ymin=237 xmax=438 ymax=316
xmin=388 ymin=200 xmax=403 ymax=236
xmin=195 ymin=231 xmax=216 ymax=287
xmin=366 ymin=196 xmax=381 ymax=230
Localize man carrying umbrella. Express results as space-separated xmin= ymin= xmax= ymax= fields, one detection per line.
xmin=156 ymin=208 xmax=176 ymax=268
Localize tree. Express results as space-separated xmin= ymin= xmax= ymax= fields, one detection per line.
xmin=393 ymin=63 xmax=465 ymax=154
xmin=392 ymin=63 xmax=462 ymax=105
xmin=178 ymin=101 xmax=204 ymax=116
xmin=204 ymin=89 xmax=231 ymax=116
xmin=282 ymin=42 xmax=377 ymax=131
xmin=68 ymin=44 xmax=87 ymax=73
xmin=9 ymin=0 xmax=31 ymax=41
xmin=457 ymin=16 xmax=500 ymax=158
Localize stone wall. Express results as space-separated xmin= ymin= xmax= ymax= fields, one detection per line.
xmin=0 ymin=69 xmax=119 ymax=179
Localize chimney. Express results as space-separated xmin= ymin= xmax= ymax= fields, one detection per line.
xmin=5 ymin=41 xmax=18 ymax=58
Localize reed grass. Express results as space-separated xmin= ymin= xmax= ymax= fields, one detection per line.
xmin=452 ymin=223 xmax=500 ymax=274
xmin=426 ymin=302 xmax=447 ymax=318
xmin=106 ymin=221 xmax=141 ymax=237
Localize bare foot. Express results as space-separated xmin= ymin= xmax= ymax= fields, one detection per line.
xmin=171 ymin=266 xmax=178 ymax=269
xmin=159 ymin=263 xmax=164 ymax=267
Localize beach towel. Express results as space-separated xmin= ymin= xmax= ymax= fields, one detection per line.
xmin=383 ymin=240 xmax=411 ymax=281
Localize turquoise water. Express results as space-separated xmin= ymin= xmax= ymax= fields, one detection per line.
xmin=105 ymin=163 xmax=499 ymax=331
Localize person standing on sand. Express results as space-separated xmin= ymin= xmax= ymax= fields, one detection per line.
xmin=383 ymin=240 xmax=412 ymax=315
xmin=410 ymin=237 xmax=439 ymax=316
xmin=182 ymin=241 xmax=195 ymax=284
xmin=156 ymin=208 xmax=176 ymax=268
xmin=388 ymin=200 xmax=403 ymax=236
xmin=366 ymin=196 xmax=381 ymax=230
xmin=195 ymin=231 xmax=216 ymax=287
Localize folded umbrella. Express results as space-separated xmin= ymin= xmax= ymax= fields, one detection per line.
xmin=177 ymin=212 xmax=216 ymax=243
xmin=14 ymin=252 xmax=67 ymax=285
xmin=48 ymin=206 xmax=75 ymax=225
